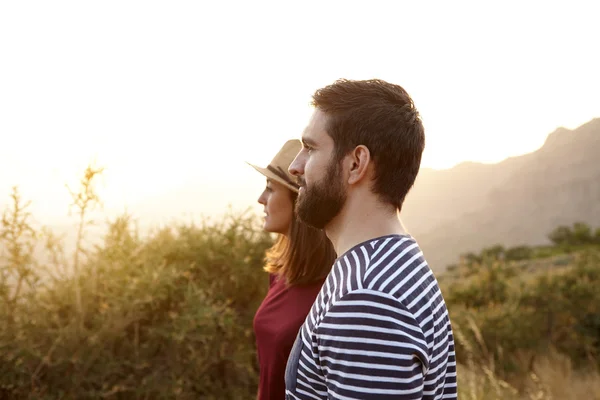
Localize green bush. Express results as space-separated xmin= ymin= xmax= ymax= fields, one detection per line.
xmin=504 ymin=246 xmax=533 ymax=261
xmin=444 ymin=248 xmax=600 ymax=379
xmin=0 ymin=173 xmax=274 ymax=399
xmin=548 ymin=222 xmax=598 ymax=247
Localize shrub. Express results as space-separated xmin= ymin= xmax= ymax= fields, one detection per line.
xmin=0 ymin=166 xmax=274 ymax=399
xmin=504 ymin=246 xmax=533 ymax=261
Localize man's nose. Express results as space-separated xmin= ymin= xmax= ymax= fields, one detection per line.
xmin=288 ymin=152 xmax=304 ymax=177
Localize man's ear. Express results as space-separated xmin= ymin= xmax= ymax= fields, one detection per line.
xmin=347 ymin=145 xmax=371 ymax=185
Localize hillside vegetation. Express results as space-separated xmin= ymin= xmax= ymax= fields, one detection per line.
xmin=1 ymin=166 xmax=599 ymax=399
xmin=442 ymin=225 xmax=600 ymax=399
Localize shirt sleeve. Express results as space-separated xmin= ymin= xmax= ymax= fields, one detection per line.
xmin=315 ymin=289 xmax=429 ymax=400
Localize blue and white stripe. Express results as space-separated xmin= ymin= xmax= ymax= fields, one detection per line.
xmin=285 ymin=234 xmax=457 ymax=400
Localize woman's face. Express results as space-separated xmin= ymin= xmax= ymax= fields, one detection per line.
xmin=257 ymin=179 xmax=294 ymax=235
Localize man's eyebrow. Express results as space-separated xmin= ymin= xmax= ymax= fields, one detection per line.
xmin=301 ymin=136 xmax=317 ymax=147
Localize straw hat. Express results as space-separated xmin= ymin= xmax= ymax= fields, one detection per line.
xmin=247 ymin=139 xmax=301 ymax=193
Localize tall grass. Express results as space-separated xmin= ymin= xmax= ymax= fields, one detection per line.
xmin=448 ymin=250 xmax=600 ymax=399
xmin=455 ymin=318 xmax=600 ymax=399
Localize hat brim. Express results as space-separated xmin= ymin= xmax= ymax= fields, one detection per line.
xmin=246 ymin=162 xmax=300 ymax=193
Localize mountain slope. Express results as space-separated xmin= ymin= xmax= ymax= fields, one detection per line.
xmin=406 ymin=118 xmax=600 ymax=270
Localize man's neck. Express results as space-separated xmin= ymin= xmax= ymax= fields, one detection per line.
xmin=325 ymin=195 xmax=407 ymax=257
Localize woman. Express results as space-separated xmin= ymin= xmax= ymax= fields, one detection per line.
xmin=247 ymin=139 xmax=336 ymax=400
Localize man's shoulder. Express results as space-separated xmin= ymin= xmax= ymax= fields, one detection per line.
xmin=320 ymin=234 xmax=440 ymax=327
xmin=339 ymin=234 xmax=422 ymax=269
xmin=360 ymin=235 xmax=430 ymax=291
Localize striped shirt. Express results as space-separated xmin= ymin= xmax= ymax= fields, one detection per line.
xmin=284 ymin=234 xmax=457 ymax=400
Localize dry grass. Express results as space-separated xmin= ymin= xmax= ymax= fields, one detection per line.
xmin=455 ymin=317 xmax=600 ymax=400
xmin=458 ymin=356 xmax=600 ymax=400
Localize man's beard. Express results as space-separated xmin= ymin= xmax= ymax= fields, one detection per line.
xmin=295 ymin=158 xmax=346 ymax=230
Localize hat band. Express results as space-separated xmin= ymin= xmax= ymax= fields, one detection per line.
xmin=267 ymin=165 xmax=300 ymax=190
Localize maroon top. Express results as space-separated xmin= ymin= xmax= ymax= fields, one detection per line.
xmin=253 ymin=274 xmax=324 ymax=400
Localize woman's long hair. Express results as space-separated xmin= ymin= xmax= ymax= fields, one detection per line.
xmin=264 ymin=191 xmax=337 ymax=286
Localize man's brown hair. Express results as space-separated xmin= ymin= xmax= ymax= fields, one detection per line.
xmin=264 ymin=191 xmax=336 ymax=285
xmin=312 ymin=78 xmax=425 ymax=211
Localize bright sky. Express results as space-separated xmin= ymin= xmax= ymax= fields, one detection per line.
xmin=1 ymin=1 xmax=599 ymax=223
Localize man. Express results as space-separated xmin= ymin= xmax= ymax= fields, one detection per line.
xmin=284 ymin=79 xmax=457 ymax=400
